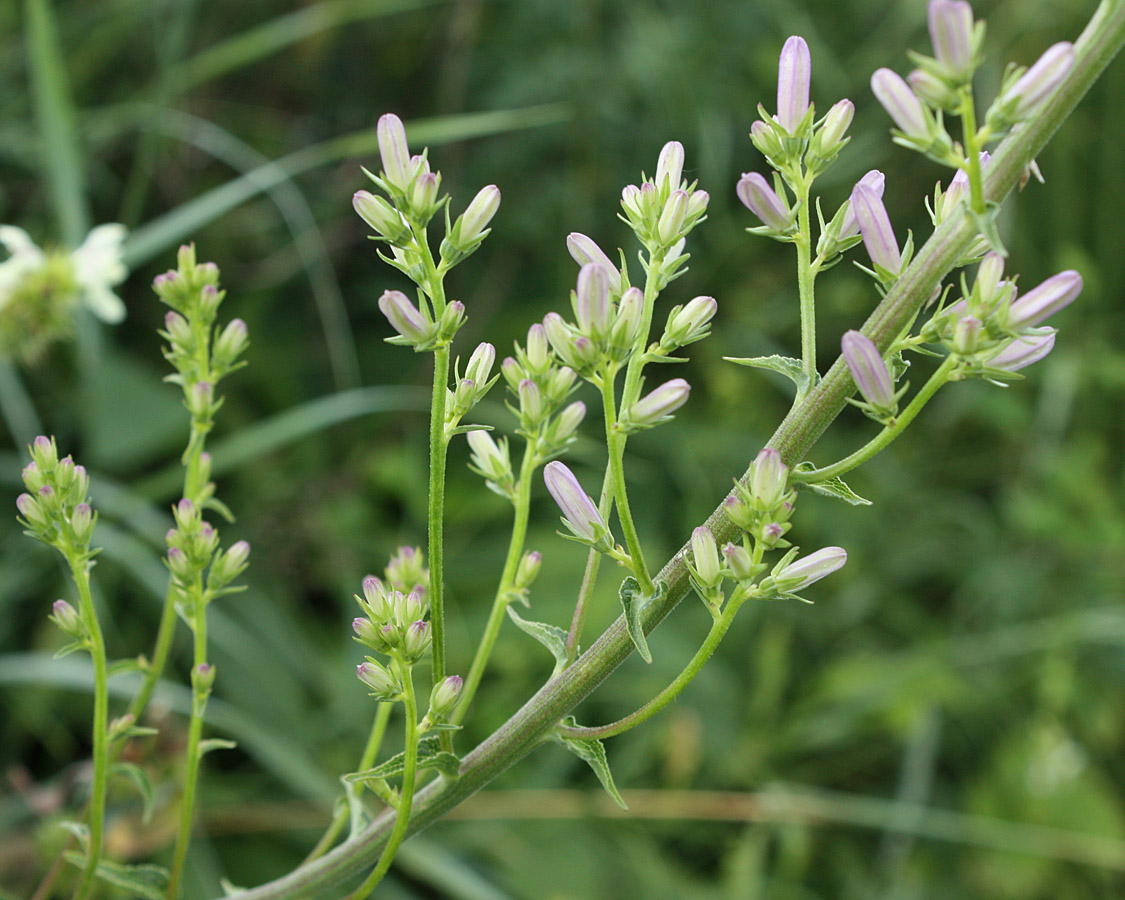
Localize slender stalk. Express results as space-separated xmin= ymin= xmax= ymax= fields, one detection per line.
xmin=344 ymin=668 xmax=418 ymax=899
xmin=302 ymin=702 xmax=393 ymax=863
xmin=69 ymin=563 xmax=107 ymax=900
xmin=564 ymin=470 xmax=611 ymax=663
xmin=960 ymin=86 xmax=986 ymax=215
xmin=211 ymin=7 xmax=1125 ymax=896
xmin=453 ymin=440 xmax=536 ymax=725
xmin=794 ymin=175 xmax=818 ymax=399
xmin=601 ymin=377 xmax=653 ymax=595
xmin=559 ymin=590 xmax=748 ymax=741
xmin=792 ymin=355 xmax=957 ymax=484
xmin=426 ymin=344 xmax=451 ymax=696
xmin=167 ymin=577 xmax=209 ymax=898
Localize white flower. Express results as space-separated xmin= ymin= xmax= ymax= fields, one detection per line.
xmin=0 ymin=226 xmax=46 ymax=309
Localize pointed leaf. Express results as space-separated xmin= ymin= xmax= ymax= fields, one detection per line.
xmin=52 ymin=641 xmax=87 ymax=660
xmin=554 ymin=717 xmax=628 ymax=809
xmin=344 ymin=736 xmax=458 ymax=783
xmin=62 ymin=854 xmax=169 ymax=900
xmin=724 ymin=355 xmax=811 ymax=394
xmin=199 ymin=738 xmax=238 ymax=755
xmin=619 ymin=577 xmax=665 ymax=664
xmin=106 ymin=657 xmax=144 ymax=679
xmin=111 ymin=762 xmax=155 ymax=823
xmin=793 ymin=464 xmax=872 ymax=506
xmin=506 ymin=606 xmax=568 ymax=674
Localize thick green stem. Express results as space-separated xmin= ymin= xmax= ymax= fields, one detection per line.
xmin=559 ymin=590 xmax=748 ymax=741
xmin=344 ymin=668 xmax=418 ymax=899
xmin=167 ymin=579 xmax=209 ymax=898
xmin=601 ymin=377 xmax=653 ymax=595
xmin=452 ymin=440 xmax=536 ymax=725
xmin=69 ymin=564 xmax=107 ymax=900
xmin=793 ymin=355 xmax=958 ymax=484
xmin=215 ymin=6 xmax=1125 ymax=896
xmin=795 ymin=177 xmax=817 ymax=399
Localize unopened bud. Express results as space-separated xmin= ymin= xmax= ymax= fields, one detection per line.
xmin=50 ymin=599 xmax=84 ymax=638
xmin=357 ymin=660 xmax=400 ymax=698
xmin=377 ymin=113 xmax=413 ymax=191
xmin=690 ymin=526 xmax=722 ymax=589
xmin=428 ymin=675 xmax=463 ymax=720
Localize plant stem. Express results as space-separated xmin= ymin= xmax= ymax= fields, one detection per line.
xmin=559 ymin=590 xmax=748 ymax=741
xmin=344 ymin=667 xmax=418 ymax=899
xmin=960 ymin=86 xmax=986 ymax=214
xmin=453 ymin=440 xmax=536 ymax=725
xmin=426 ymin=344 xmax=451 ymax=699
xmin=69 ymin=562 xmax=107 ymax=900
xmin=215 ymin=6 xmax=1125 ymax=895
xmin=794 ymin=175 xmax=817 ymax=400
xmin=601 ymin=376 xmax=653 ymax=595
xmin=565 ymin=467 xmax=613 ymax=663
xmin=167 ymin=577 xmax=209 ymax=899
xmin=302 ymin=702 xmax=393 ymax=863
xmin=792 ymin=355 xmax=957 ymax=484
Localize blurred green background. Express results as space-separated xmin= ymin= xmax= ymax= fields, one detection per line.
xmin=2 ymin=0 xmax=1124 ymax=897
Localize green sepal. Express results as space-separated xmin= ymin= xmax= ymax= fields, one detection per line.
xmin=52 ymin=640 xmax=88 ymax=660
xmin=969 ymin=201 xmax=1007 ymax=257
xmin=61 ymin=853 xmax=169 ymax=900
xmin=202 ymin=496 xmax=236 ymax=524
xmin=793 ymin=464 xmax=872 ymax=506
xmin=199 ymin=738 xmax=238 ymax=755
xmin=111 ymin=762 xmax=156 ymax=823
xmin=507 ymin=606 xmax=568 ymax=675
xmin=619 ymin=577 xmax=665 ymax=664
xmin=106 ymin=657 xmax=144 ymax=679
xmin=724 ymin=354 xmax=813 ymax=395
xmin=445 ymin=424 xmax=487 ymax=438
xmin=554 ymin=717 xmax=628 ymax=809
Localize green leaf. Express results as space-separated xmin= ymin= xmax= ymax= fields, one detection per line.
xmin=62 ymin=854 xmax=169 ymax=900
xmin=199 ymin=738 xmax=238 ymax=755
xmin=619 ymin=577 xmax=665 ymax=664
xmin=793 ymin=464 xmax=872 ymax=506
xmin=554 ymin=717 xmax=628 ymax=809
xmin=111 ymin=762 xmax=155 ymax=823
xmin=58 ymin=819 xmax=89 ymax=847
xmin=345 ymin=736 xmax=460 ymax=783
xmin=506 ymin=606 xmax=568 ymax=674
xmin=106 ymin=657 xmax=144 ymax=679
xmin=724 ymin=354 xmax=812 ymax=395
xmin=52 ymin=640 xmax=87 ymax=660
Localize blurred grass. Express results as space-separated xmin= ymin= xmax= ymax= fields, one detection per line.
xmin=1 ymin=0 xmax=1124 ymax=897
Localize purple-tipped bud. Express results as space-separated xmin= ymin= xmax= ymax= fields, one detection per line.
xmin=839 ymin=170 xmax=886 ymax=239
xmin=188 ymin=381 xmax=214 ymax=418
xmin=173 ymin=498 xmax=196 ymax=529
xmin=690 ymin=526 xmax=722 ymax=589
xmin=193 ymin=662 xmax=216 ymax=691
xmin=841 ymin=331 xmax=896 ymax=410
xmin=775 ymin=547 xmax=848 ymax=590
xmin=657 ymin=190 xmax=689 ymax=244
xmin=628 ymin=378 xmax=691 ymax=426
xmin=16 ymin=492 xmax=48 ymax=529
xmin=353 ymin=190 xmax=406 ymax=239
xmin=465 ymin=342 xmax=496 ymax=387
xmin=750 ymin=448 xmax=788 ymax=509
xmin=777 ymin=36 xmax=812 ymax=132
xmin=1007 ymin=270 xmax=1082 ymax=329
xmin=928 ymin=0 xmax=975 ymax=77
xmin=437 ymin=300 xmax=466 ymax=339
xmin=723 ymin=495 xmax=753 ymax=530
xmin=975 ymin=252 xmax=1006 ymax=303
xmin=665 ymin=295 xmax=717 ymax=345
xmin=164 ymin=310 xmax=191 ymax=345
xmin=214 ymin=318 xmax=249 ymax=365
xmin=51 ymin=599 xmax=84 ymax=638
xmin=953 ymin=316 xmax=983 ymax=355
xmin=566 ymin=233 xmax=622 ymax=293
xmin=429 ymin=674 xmax=463 ymax=720
xmin=378 ymin=290 xmax=433 ymax=344
xmin=377 ymin=113 xmax=413 ymax=191
xmin=402 ymin=620 xmax=431 ymax=661
xmin=526 ymin=323 xmax=550 ymax=371
xmin=71 ymin=503 xmax=94 ymax=543
xmin=518 ymin=379 xmax=545 ymax=424
xmin=722 ymin=542 xmax=756 ymax=581
xmin=411 ymin=171 xmax=439 ymax=213
xmin=515 ymin=550 xmax=542 ymax=588
xmin=31 ymin=436 xmax=57 ymax=472
xmin=458 ymin=185 xmax=501 ymax=244
xmin=987 ymin=331 xmax=1056 ymax=371
xmin=386 ymin=547 xmax=426 ymax=594
xmin=820 ymin=99 xmax=855 ymax=149
xmin=737 ymin=173 xmax=792 ymax=231
xmin=357 ymin=661 xmax=399 ymax=697
xmin=575 ymin=264 xmax=611 ymax=339
xmin=542 ymin=313 xmax=580 ymax=368
xmin=851 ymin=183 xmax=901 ymax=275
xmin=763 ymin=522 xmax=785 ymax=544
xmin=353 ymin=617 xmax=382 ymax=645
xmin=398 ymin=587 xmax=427 ymax=624
xmin=550 ymin=401 xmax=587 ymax=443
xmin=167 ymin=546 xmax=193 ymax=581
xmin=501 ymin=356 xmax=523 ymax=389
xmin=361 ymin=575 xmax=388 ymax=614
xmin=871 ymin=68 xmax=929 ymax=139
xmin=749 ymin=119 xmax=784 ymax=160
xmin=543 ymin=461 xmax=605 ymax=543
xmin=1002 ymin=42 xmax=1075 ymax=118
xmin=655 ymin=141 xmax=685 ymax=190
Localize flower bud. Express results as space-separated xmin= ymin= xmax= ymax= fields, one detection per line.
xmin=199 ymin=285 xmax=222 ymax=318
xmin=526 ymin=323 xmax=550 ymax=372
xmin=987 ymin=331 xmax=1056 ymax=371
xmin=50 ymin=599 xmax=84 ymax=638
xmin=377 ymin=113 xmax=413 ymax=191
xmin=163 ymin=310 xmax=192 ymax=347
xmin=838 ymin=170 xmax=885 ymax=239
xmin=544 ymin=365 xmax=578 ymax=406
xmin=402 ymin=619 xmax=431 ymax=662
xmin=30 ymin=435 xmax=58 ymax=473
xmin=543 ymin=461 xmax=605 ymax=544
xmin=428 ymin=675 xmax=463 ymax=720
xmin=515 ymin=550 xmax=542 ymax=589
xmin=908 ymin=68 xmax=959 ymax=110
xmin=774 ymin=547 xmax=848 ymax=591
xmin=975 ymin=252 xmax=1005 ymax=305
xmin=16 ymin=493 xmax=49 ymax=530
xmin=457 ymin=185 xmax=501 ymax=245
xmin=574 ymin=264 xmax=611 ymax=340
xmin=70 ymin=503 xmax=94 ymax=544
xmin=1001 ymin=43 xmax=1075 ymax=119
xmin=548 ymin=400 xmax=587 ymax=444
xmin=686 ymin=190 xmax=709 ymax=220
xmin=841 ymin=331 xmax=896 ymax=411
xmin=213 ymin=318 xmax=249 ymax=368
xmin=501 ymin=356 xmax=523 ymax=389
xmin=353 ymin=616 xmax=383 ymax=647
xmin=411 ymin=172 xmax=440 ymax=216
xmin=397 ymin=587 xmax=427 ymax=625
xmin=542 ymin=313 xmax=579 ymax=368
xmin=1006 ymin=270 xmax=1082 ymax=329
xmin=952 ymin=316 xmax=983 ymax=355
xmin=851 ymin=183 xmax=901 ymax=275
xmin=626 ymin=378 xmax=691 ymax=427
xmin=819 ymin=99 xmax=854 ymax=149
xmin=173 ymin=498 xmax=197 ymax=532
xmin=193 ymin=662 xmax=216 ymax=692
xmin=749 ymin=119 xmax=784 ymax=161
xmin=353 ymin=190 xmax=409 ymax=241
xmin=464 ymin=342 xmax=496 ymax=388
xmin=211 ymin=540 xmax=250 ymax=585
xmin=657 ymin=190 xmax=689 ymax=245
xmin=385 ymin=547 xmax=426 ymax=594
xmin=722 ymin=542 xmax=756 ymax=582
xmin=750 ymin=448 xmax=788 ymax=509
xmin=610 ymin=286 xmax=645 ymax=350
xmin=566 ymin=234 xmax=622 ymax=293
xmin=188 ymin=381 xmax=214 ymax=419
xmin=655 ymin=141 xmax=685 ymax=190
xmin=776 ymin=36 xmax=811 ymax=133
xmin=167 ymin=546 xmax=193 ymax=582
xmin=378 ymin=290 xmax=433 ymax=345
xmin=737 ymin=173 xmax=792 ymax=232
xmin=518 ymin=379 xmax=545 ymax=425
xmin=871 ymin=68 xmax=929 ymax=140
xmin=357 ymin=660 xmax=400 ymax=698
xmin=467 ymin=429 xmax=512 ymax=486
xmin=664 ymin=295 xmax=717 ymax=347
xmin=690 ymin=526 xmax=722 ymax=590
xmin=928 ymin=0 xmax=975 ymax=79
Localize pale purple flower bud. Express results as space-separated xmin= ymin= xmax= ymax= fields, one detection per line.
xmin=575 ymin=263 xmax=611 ymax=339
xmin=386 ymin=548 xmax=426 ymax=594
xmin=429 ymin=675 xmax=463 ymax=719
xmin=839 ymin=170 xmax=886 ymax=238
xmin=173 ymin=498 xmax=196 ymax=530
xmin=841 ymin=331 xmax=896 ymax=409
xmin=908 ymin=68 xmax=958 ymax=109
xmin=465 ymin=342 xmax=496 ymax=387
xmin=526 ymin=323 xmax=550 ymax=371
xmin=545 ymin=366 xmax=577 ymax=404
xmin=31 ymin=435 xmax=57 ymax=472
xmin=763 ymin=523 xmax=785 ymax=544
xmin=51 ymin=599 xmax=83 ymax=637
xmin=871 ymin=68 xmax=929 ymax=139
xmin=621 ymin=184 xmax=644 ymax=219
xmin=815 ymin=99 xmax=855 ymax=154
xmin=723 ymin=494 xmax=754 ymax=530
xmin=213 ymin=318 xmax=249 ymax=367
xmin=975 ymin=252 xmax=1006 ymax=302
xmin=515 ymin=550 xmax=542 ymax=588
xmin=518 ymin=379 xmax=545 ymax=424
xmin=377 ymin=113 xmax=413 ymax=191
xmin=628 ymin=378 xmax=691 ymax=426
xmin=188 ymin=381 xmax=214 ymax=418
xmin=353 ymin=190 xmax=406 ymax=238
xmin=550 ymin=401 xmax=587 ymax=443
xmin=378 ymin=290 xmax=432 ymax=344
xmin=213 ymin=540 xmax=250 ymax=585
xmin=167 ymin=546 xmax=193 ymax=581
xmin=690 ymin=526 xmax=722 ymax=589
xmin=164 ymin=310 xmax=191 ymax=345
xmin=657 ymin=190 xmax=689 ymax=244
xmin=655 ymin=141 xmax=685 ymax=190
xmin=665 ymin=295 xmax=717 ymax=345
xmin=362 ymin=575 xmax=388 ymax=614
xmin=777 ymin=36 xmax=812 ymax=132
xmin=611 ymin=287 xmax=645 ymax=348
xmin=750 ymin=448 xmax=788 ymax=509
xmin=543 ymin=461 xmax=605 ymax=543
xmin=1003 ymin=43 xmax=1075 ymax=118
xmin=501 ymin=356 xmax=523 ymax=389
xmin=987 ymin=331 xmax=1056 ymax=371
xmin=571 ymin=335 xmax=599 ymax=367
xmin=353 ymin=616 xmax=382 ymax=645
xmin=776 ymin=547 xmax=848 ymax=590
xmin=686 ymin=190 xmax=709 ymax=219
xmin=193 ymin=662 xmax=215 ymax=691
xmin=411 ymin=171 xmax=439 ymax=212
xmin=398 ymin=587 xmax=427 ymax=624
xmin=737 ymin=173 xmax=791 ymax=231
xmin=199 ymin=284 xmax=221 ymax=317
xmin=851 ymin=183 xmax=901 ymax=275
xmin=722 ymin=542 xmax=755 ymax=581
xmin=437 ymin=300 xmax=466 ymax=338
xmin=357 ymin=661 xmax=399 ymax=697
xmin=70 ymin=503 xmax=94 ymax=543
xmin=542 ymin=313 xmax=579 ymax=367
xmin=402 ymin=620 xmax=431 ymax=661
xmin=928 ymin=0 xmax=975 ymax=77
xmin=467 ymin=429 xmax=510 ymax=482
xmin=457 ymin=185 xmax=501 ymax=244
xmin=1007 ymin=270 xmax=1082 ymax=329
xmin=953 ymin=316 xmax=983 ymax=355
xmin=16 ymin=493 xmax=48 ymax=529
xmin=20 ymin=461 xmax=43 ymax=493
xmin=749 ymin=119 xmax=784 ymax=160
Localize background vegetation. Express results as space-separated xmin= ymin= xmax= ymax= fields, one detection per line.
xmin=1 ymin=0 xmax=1124 ymax=897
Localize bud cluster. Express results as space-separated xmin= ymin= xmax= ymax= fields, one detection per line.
xmin=165 ymin=497 xmax=250 ymax=600
xmin=757 ymin=546 xmax=848 ymax=600
xmin=446 ymin=342 xmax=499 ymax=432
xmin=353 ymin=573 xmax=432 ymax=701
xmin=619 ymin=141 xmax=709 ymax=261
xmin=723 ymin=449 xmax=796 ymax=549
xmin=500 ymin=321 xmax=585 ymax=456
xmin=17 ymin=436 xmax=96 ymax=556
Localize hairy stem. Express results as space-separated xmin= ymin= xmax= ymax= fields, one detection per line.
xmin=961 ymin=86 xmax=986 ymax=214
xmin=795 ymin=175 xmax=817 ymax=399
xmin=601 ymin=376 xmax=653 ymax=594
xmin=426 ymin=344 xmax=451 ymax=698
